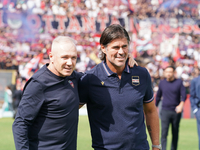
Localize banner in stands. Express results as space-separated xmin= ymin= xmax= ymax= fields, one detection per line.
xmin=1 ymin=10 xmax=200 ymax=34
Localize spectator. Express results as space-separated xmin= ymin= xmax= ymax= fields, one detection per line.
xmin=190 ymin=73 xmax=200 ymax=150
xmin=4 ymin=85 xmax=13 ymax=112
xmin=156 ymin=66 xmax=187 ymax=150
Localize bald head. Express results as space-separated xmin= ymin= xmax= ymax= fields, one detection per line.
xmin=51 ymin=36 xmax=77 ymax=55
xmin=48 ymin=36 xmax=78 ymax=77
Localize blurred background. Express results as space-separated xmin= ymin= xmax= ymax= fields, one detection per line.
xmin=0 ymin=0 xmax=199 ymax=118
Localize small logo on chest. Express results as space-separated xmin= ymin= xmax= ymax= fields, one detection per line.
xmin=68 ymin=80 xmax=74 ymax=88
xmin=101 ymin=81 xmax=104 ymax=85
xmin=132 ymin=76 xmax=140 ymax=86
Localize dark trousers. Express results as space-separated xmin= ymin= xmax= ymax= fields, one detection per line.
xmin=161 ymin=109 xmax=182 ymax=150
xmin=195 ymin=109 xmax=200 ymax=150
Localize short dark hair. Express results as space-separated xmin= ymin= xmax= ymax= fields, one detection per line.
xmin=99 ymin=24 xmax=130 ymax=61
xmin=164 ymin=66 xmax=175 ymax=71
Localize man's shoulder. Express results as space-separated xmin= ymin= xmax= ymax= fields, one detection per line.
xmin=31 ymin=65 xmax=63 ymax=87
xmin=70 ymin=71 xmax=84 ymax=79
xmin=193 ymin=76 xmax=200 ymax=81
xmin=158 ymin=79 xmax=166 ymax=85
xmin=175 ymin=78 xmax=184 ymax=84
xmin=80 ymin=63 xmax=103 ymax=81
xmin=31 ymin=64 xmax=47 ymax=79
xmin=129 ymin=66 xmax=148 ymax=75
xmin=130 ymin=65 xmax=147 ymax=71
xmin=85 ymin=63 xmax=102 ymax=75
xmin=25 ymin=65 xmax=48 ymax=88
xmin=191 ymin=76 xmax=200 ymax=84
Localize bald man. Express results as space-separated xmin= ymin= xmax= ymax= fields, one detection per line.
xmin=12 ymin=36 xmax=83 ymax=150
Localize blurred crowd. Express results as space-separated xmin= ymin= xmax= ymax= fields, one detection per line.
xmin=0 ymin=0 xmax=199 ymax=18
xmin=0 ymin=0 xmax=200 ymax=95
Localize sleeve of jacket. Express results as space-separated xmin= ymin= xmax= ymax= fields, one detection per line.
xmin=190 ymin=78 xmax=198 ymax=113
xmin=143 ymin=68 xmax=154 ymax=103
xmin=12 ymin=80 xmax=45 ymax=150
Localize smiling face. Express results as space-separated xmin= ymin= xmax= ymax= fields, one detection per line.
xmin=101 ymin=38 xmax=129 ymax=72
xmin=49 ymin=39 xmax=77 ymax=77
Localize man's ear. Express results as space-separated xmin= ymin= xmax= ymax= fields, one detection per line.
xmin=49 ymin=52 xmax=53 ymax=62
xmin=101 ymin=44 xmax=106 ymax=54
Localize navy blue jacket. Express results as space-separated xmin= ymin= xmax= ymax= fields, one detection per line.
xmin=12 ymin=64 xmax=82 ymax=150
xmin=190 ymin=75 xmax=200 ymax=113
xmin=156 ymin=78 xmax=186 ymax=111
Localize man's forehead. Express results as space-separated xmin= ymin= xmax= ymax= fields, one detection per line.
xmin=53 ymin=42 xmax=75 ymax=51
xmin=108 ymin=38 xmax=128 ymax=45
xmin=112 ymin=38 xmax=128 ymax=42
xmin=59 ymin=48 xmax=77 ymax=55
xmin=60 ymin=42 xmax=76 ymax=50
xmin=60 ymin=47 xmax=77 ymax=55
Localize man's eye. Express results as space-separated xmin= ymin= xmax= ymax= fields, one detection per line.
xmin=113 ymin=47 xmax=119 ymax=50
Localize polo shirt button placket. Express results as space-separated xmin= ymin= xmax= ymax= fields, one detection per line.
xmin=117 ymin=78 xmax=123 ymax=94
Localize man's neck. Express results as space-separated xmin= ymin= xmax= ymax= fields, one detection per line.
xmin=106 ymin=60 xmax=125 ymax=80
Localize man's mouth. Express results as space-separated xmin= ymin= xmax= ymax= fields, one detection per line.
xmin=116 ymin=57 xmax=125 ymax=60
xmin=64 ymin=67 xmax=72 ymax=71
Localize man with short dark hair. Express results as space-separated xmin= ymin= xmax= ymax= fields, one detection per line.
xmin=156 ymin=66 xmax=186 ymax=150
xmin=79 ymin=24 xmax=161 ymax=150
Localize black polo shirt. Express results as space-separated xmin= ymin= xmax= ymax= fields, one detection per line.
xmin=79 ymin=61 xmax=154 ymax=150
xmin=13 ymin=64 xmax=82 ymax=150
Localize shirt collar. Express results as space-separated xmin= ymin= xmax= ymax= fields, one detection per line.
xmin=102 ymin=60 xmax=130 ymax=77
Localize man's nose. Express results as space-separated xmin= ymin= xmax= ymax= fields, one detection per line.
xmin=118 ymin=47 xmax=124 ymax=54
xmin=66 ymin=58 xmax=72 ymax=65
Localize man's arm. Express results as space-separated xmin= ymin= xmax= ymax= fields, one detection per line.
xmin=175 ymin=101 xmax=184 ymax=113
xmin=12 ymin=80 xmax=44 ymax=150
xmin=176 ymin=80 xmax=187 ymax=113
xmin=143 ymin=100 xmax=161 ymax=150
